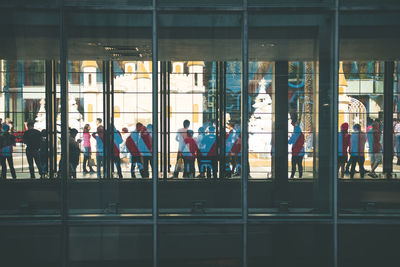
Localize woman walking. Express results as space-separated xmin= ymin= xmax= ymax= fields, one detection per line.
xmin=83 ymin=124 xmax=95 ymax=173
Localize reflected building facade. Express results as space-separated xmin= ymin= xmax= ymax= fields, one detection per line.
xmin=0 ymin=0 xmax=400 ymax=266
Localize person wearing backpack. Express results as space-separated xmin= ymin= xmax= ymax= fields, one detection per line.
xmin=0 ymin=124 xmax=16 ymax=179
xmin=23 ymin=121 xmax=43 ymax=179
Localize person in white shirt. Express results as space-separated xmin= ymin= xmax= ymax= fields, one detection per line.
xmin=173 ymin=120 xmax=190 ymax=178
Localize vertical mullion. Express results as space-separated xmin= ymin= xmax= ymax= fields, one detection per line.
xmin=53 ymin=60 xmax=58 ymax=177
xmin=152 ymin=2 xmax=158 ymax=267
xmin=383 ymin=61 xmax=394 ymax=179
xmin=102 ymin=61 xmax=107 ymax=178
xmin=163 ymin=62 xmax=168 ymax=180
xmin=333 ymin=1 xmax=339 ymax=266
xmin=45 ymin=60 xmax=55 ymax=179
xmin=241 ymin=2 xmax=248 ymax=267
xmin=59 ymin=4 xmax=69 ymax=267
xmin=167 ymin=62 xmax=171 ymax=173
xmin=160 ymin=62 xmax=163 ymax=177
xmin=274 ymin=61 xmax=289 ymax=203
xmin=111 ymin=61 xmax=115 ymax=177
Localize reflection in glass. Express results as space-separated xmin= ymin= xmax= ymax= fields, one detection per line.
xmin=339 ymin=61 xmax=384 ymax=179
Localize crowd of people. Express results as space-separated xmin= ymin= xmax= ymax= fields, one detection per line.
xmin=0 ymin=115 xmax=393 ymax=180
xmin=338 ymin=119 xmax=383 ymax=179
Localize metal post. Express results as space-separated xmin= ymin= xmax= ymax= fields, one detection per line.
xmin=111 ymin=61 xmax=115 ymax=176
xmin=163 ymin=62 xmax=168 ymax=180
xmin=383 ymin=61 xmax=394 ymax=178
xmin=102 ymin=61 xmax=106 ymax=179
xmin=215 ymin=62 xmax=221 ymax=178
xmin=167 ymin=62 xmax=171 ymax=173
xmin=160 ymin=61 xmax=164 ymax=176
xmin=45 ymin=60 xmax=56 ymax=178
xmin=152 ymin=1 xmax=159 ymax=266
xmin=318 ymin=15 xmax=336 ymax=214
xmin=59 ymin=3 xmax=69 ymax=266
xmin=333 ymin=1 xmax=339 ymax=266
xmin=241 ymin=2 xmax=248 ymax=267
xmin=274 ymin=61 xmax=289 ymax=204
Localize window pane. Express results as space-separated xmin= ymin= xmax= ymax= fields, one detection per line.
xmin=66 ymin=11 xmax=152 ymax=216
xmin=159 ymin=12 xmax=242 ymax=216
xmin=0 ymin=9 xmax=60 ymax=216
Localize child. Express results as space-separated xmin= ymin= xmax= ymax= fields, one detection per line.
xmin=183 ymin=130 xmax=200 ymax=178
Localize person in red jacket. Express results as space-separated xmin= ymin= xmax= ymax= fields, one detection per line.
xmin=183 ymin=130 xmax=200 ymax=178
xmin=338 ymin=122 xmax=351 ymax=178
xmin=125 ymin=126 xmax=141 ymax=178
xmin=288 ymin=125 xmax=305 ymax=178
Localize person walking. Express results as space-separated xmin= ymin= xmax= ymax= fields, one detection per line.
xmin=112 ymin=127 xmax=123 ymax=179
xmin=173 ymin=120 xmax=190 ymax=178
xmin=92 ymin=126 xmax=104 ymax=179
xmin=200 ymin=126 xmax=218 ymax=179
xmin=288 ymin=125 xmax=305 ymax=178
xmin=137 ymin=123 xmax=153 ymax=178
xmin=368 ymin=120 xmax=382 ymax=178
xmin=23 ymin=121 xmax=43 ymax=179
xmin=0 ymin=124 xmax=16 ymax=179
xmin=349 ymin=124 xmax=367 ymax=179
xmin=82 ymin=124 xmax=95 ymax=173
xmin=183 ymin=130 xmax=200 ymax=178
xmin=338 ymin=122 xmax=350 ymax=178
xmin=126 ymin=125 xmax=142 ymax=178
xmin=195 ymin=127 xmax=206 ymax=178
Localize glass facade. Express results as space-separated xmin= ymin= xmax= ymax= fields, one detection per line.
xmin=0 ymin=1 xmax=400 ymax=266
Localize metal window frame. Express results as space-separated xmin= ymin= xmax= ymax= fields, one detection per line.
xmin=53 ymin=2 xmax=342 ymax=267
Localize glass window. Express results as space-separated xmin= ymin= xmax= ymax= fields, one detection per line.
xmin=158 ymin=12 xmax=242 ymax=216
xmin=0 ymin=9 xmax=60 ymax=216
xmin=339 ymin=12 xmax=400 ymax=215
xmin=248 ymin=13 xmax=331 ymax=215
xmin=66 ymin=11 xmax=152 ymax=216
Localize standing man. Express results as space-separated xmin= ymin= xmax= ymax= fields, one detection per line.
xmin=173 ymin=120 xmax=190 ymax=178
xmin=23 ymin=121 xmax=43 ymax=179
